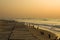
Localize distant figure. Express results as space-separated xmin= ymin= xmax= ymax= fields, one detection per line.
xmin=40 ymin=31 xmax=44 ymax=35
xmin=48 ymin=34 xmax=51 ymax=38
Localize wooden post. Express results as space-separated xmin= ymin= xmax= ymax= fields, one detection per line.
xmin=37 ymin=25 xmax=39 ymax=29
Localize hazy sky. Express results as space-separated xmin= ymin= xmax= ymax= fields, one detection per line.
xmin=0 ymin=0 xmax=60 ymax=19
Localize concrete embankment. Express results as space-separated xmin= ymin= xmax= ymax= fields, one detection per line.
xmin=0 ymin=20 xmax=60 ymax=40
xmin=25 ymin=22 xmax=60 ymax=40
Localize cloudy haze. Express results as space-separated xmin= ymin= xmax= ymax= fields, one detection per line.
xmin=0 ymin=0 xmax=60 ymax=19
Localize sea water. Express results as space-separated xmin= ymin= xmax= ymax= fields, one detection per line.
xmin=14 ymin=18 xmax=60 ymax=32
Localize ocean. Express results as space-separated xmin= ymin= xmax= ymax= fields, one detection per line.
xmin=14 ymin=18 xmax=60 ymax=32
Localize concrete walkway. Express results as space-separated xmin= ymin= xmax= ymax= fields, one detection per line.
xmin=0 ymin=21 xmax=15 ymax=40
xmin=9 ymin=23 xmax=39 ymax=40
xmin=0 ymin=21 xmax=40 ymax=40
